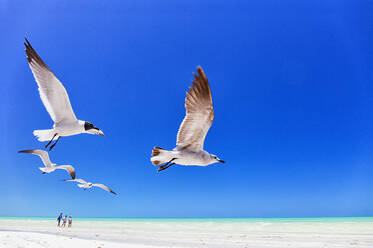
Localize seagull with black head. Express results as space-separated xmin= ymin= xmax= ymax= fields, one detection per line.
xmin=24 ymin=38 xmax=104 ymax=150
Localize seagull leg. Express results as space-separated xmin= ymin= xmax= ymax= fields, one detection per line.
xmin=45 ymin=133 xmax=58 ymax=148
xmin=157 ymin=162 xmax=169 ymax=172
xmin=158 ymin=163 xmax=175 ymax=172
xmin=49 ymin=136 xmax=61 ymax=151
xmin=157 ymin=161 xmax=170 ymax=171
xmin=157 ymin=158 xmax=176 ymax=172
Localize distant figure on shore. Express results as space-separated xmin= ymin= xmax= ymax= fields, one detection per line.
xmin=68 ymin=216 xmax=72 ymax=228
xmin=56 ymin=213 xmax=63 ymax=227
xmin=61 ymin=215 xmax=67 ymax=227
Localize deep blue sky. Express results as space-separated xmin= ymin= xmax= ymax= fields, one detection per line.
xmin=0 ymin=0 xmax=372 ymax=218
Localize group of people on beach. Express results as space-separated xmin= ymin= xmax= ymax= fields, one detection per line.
xmin=57 ymin=213 xmax=72 ymax=228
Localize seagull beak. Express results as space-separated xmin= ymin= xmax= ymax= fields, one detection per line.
xmin=86 ymin=128 xmax=104 ymax=136
xmin=218 ymin=159 xmax=226 ymax=164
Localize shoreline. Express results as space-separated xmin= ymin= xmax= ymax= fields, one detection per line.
xmin=1 ymin=216 xmax=373 ymax=222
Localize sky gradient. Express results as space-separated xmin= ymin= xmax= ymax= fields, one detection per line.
xmin=0 ymin=0 xmax=372 ymax=218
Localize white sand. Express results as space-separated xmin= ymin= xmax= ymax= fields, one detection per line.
xmin=0 ymin=218 xmax=373 ymax=248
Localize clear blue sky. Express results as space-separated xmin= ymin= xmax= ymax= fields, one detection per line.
xmin=0 ymin=0 xmax=372 ymax=218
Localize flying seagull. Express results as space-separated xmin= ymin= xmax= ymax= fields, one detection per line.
xmin=18 ymin=149 xmax=76 ymax=179
xmin=65 ymin=178 xmax=117 ymax=194
xmin=24 ymin=38 xmax=104 ymax=150
xmin=151 ymin=66 xmax=225 ymax=172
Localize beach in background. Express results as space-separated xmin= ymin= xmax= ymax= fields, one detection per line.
xmin=0 ymin=217 xmax=372 ymax=248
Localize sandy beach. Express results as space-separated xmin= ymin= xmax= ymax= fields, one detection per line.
xmin=0 ymin=218 xmax=373 ymax=248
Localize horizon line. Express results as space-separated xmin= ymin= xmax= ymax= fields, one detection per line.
xmin=1 ymin=216 xmax=372 ymax=219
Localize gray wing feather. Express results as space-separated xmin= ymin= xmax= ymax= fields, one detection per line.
xmin=176 ymin=67 xmax=214 ymax=151
xmin=56 ymin=165 xmax=76 ymax=179
xmin=24 ymin=39 xmax=77 ymax=124
xmin=92 ymin=184 xmax=117 ymax=194
xmin=18 ymin=149 xmax=53 ymax=168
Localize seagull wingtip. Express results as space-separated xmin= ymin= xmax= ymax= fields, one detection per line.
xmin=24 ymin=38 xmax=31 ymax=47
xmin=18 ymin=150 xmax=30 ymax=154
xmin=196 ymin=66 xmax=205 ymax=76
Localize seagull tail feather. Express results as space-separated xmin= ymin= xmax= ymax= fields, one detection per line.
xmin=33 ymin=129 xmax=56 ymax=142
xmin=151 ymin=146 xmax=172 ymax=166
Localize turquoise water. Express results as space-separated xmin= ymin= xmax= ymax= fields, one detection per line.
xmin=1 ymin=216 xmax=373 ymax=222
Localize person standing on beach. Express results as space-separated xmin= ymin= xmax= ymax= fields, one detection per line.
xmin=61 ymin=215 xmax=67 ymax=227
xmin=68 ymin=216 xmax=72 ymax=228
xmin=57 ymin=213 xmax=63 ymax=227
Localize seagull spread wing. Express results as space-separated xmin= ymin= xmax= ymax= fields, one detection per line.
xmin=56 ymin=165 xmax=76 ymax=179
xmin=18 ymin=149 xmax=53 ymax=168
xmin=176 ymin=67 xmax=214 ymax=151
xmin=65 ymin=178 xmax=87 ymax=184
xmin=24 ymin=39 xmax=77 ymax=125
xmin=92 ymin=184 xmax=117 ymax=194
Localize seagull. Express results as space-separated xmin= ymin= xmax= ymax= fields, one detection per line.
xmin=18 ymin=149 xmax=76 ymax=179
xmin=65 ymin=178 xmax=117 ymax=194
xmin=151 ymin=66 xmax=225 ymax=172
xmin=24 ymin=38 xmax=104 ymax=151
